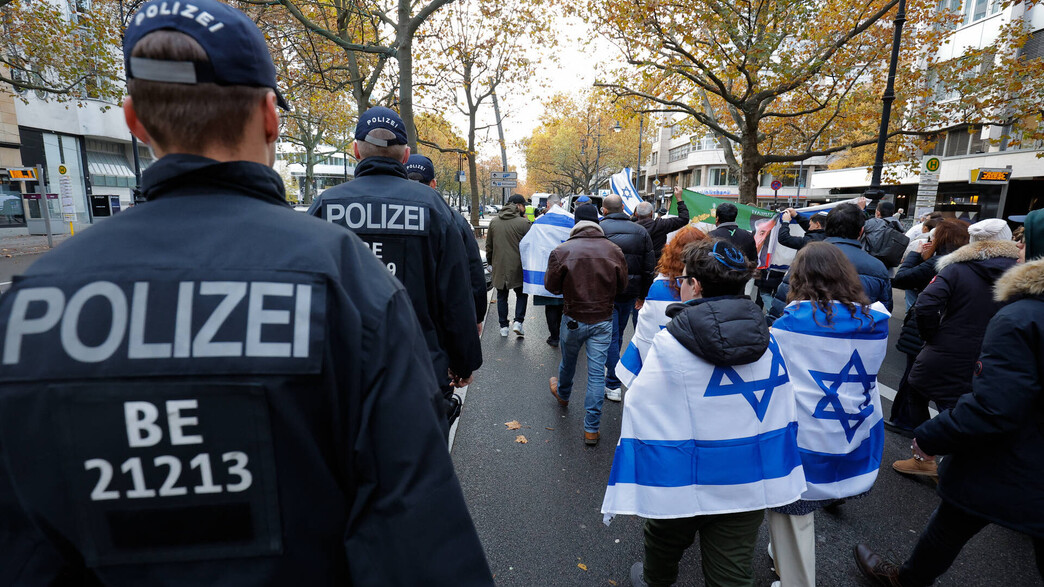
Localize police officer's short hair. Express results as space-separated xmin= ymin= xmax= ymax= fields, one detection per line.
xmin=356 ymin=129 xmax=408 ymax=161
xmin=128 ymin=31 xmax=271 ymax=152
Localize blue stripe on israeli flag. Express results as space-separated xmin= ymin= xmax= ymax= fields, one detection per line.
xmin=608 ymin=423 xmax=801 ymax=487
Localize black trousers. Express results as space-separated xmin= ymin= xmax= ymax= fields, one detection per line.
xmin=545 ymin=304 xmax=563 ymax=342
xmin=496 ymin=286 xmax=528 ymax=327
xmin=891 ymin=357 xmax=957 ymax=429
xmin=900 ymin=500 xmax=1044 ymax=585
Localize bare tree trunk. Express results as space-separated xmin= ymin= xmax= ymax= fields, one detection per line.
xmin=467 ymin=118 xmax=480 ymax=229
xmin=738 ymin=136 xmax=762 ymax=206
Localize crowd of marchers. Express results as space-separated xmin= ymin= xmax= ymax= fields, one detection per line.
xmin=495 ymin=191 xmax=1044 ymax=587
xmin=0 ymin=2 xmax=1041 ymax=586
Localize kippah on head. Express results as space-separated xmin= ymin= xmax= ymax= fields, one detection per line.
xmin=124 ymin=0 xmax=289 ymax=109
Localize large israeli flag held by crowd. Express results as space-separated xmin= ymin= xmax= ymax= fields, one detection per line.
xmin=609 ymin=168 xmax=644 ymax=216
xmin=602 ymin=333 xmax=806 ymax=523
xmin=770 ymin=301 xmax=890 ymax=501
xmin=616 ymin=277 xmax=679 ymax=388
xmin=520 ymin=205 xmax=574 ymax=297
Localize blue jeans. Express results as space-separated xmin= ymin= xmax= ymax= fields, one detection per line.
xmin=604 ymin=299 xmax=636 ymax=390
xmin=557 ymin=316 xmax=612 ymax=433
xmin=905 ymin=289 xmax=917 ymax=312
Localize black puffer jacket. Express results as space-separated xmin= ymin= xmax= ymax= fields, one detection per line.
xmin=892 ymin=251 xmax=941 ymax=357
xmin=665 ymin=295 xmax=770 ymax=365
xmin=601 ymin=212 xmax=656 ymax=301
xmin=916 ymin=258 xmax=1044 ymax=539
xmin=907 ymin=240 xmax=1020 ymax=404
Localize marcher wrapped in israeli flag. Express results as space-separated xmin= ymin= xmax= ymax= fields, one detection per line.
xmin=520 ymin=203 xmax=574 ymax=297
xmin=602 ymin=240 xmax=805 ymax=526
xmin=617 ymin=226 xmax=709 ymax=388
xmin=771 ymin=300 xmax=890 ymax=500
xmin=616 ymin=277 xmax=678 ymax=388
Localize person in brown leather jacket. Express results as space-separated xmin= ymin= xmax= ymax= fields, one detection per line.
xmin=545 ymin=204 xmax=629 ymax=446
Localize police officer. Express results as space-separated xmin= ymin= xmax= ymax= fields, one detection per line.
xmin=0 ymin=1 xmax=492 ymax=585
xmin=310 ymin=108 xmax=483 ymax=428
xmin=405 ymin=153 xmax=488 ymax=336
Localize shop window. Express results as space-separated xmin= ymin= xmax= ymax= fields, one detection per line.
xmin=710 ymin=167 xmax=738 ymax=186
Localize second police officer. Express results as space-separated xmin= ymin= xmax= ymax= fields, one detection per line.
xmin=310 ymin=110 xmax=483 ymax=431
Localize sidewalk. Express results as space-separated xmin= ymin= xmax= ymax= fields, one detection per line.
xmin=1 ymin=234 xmax=72 ymax=257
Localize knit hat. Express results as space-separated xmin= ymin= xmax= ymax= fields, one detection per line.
xmin=967 ymin=218 xmax=1012 ymax=243
xmin=574 ymin=203 xmax=599 ymax=223
xmin=1025 ymin=210 xmax=1044 ymax=261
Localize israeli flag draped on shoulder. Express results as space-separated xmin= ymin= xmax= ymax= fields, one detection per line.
xmin=520 ymin=205 xmax=574 ymax=297
xmin=617 ymin=276 xmax=679 ymax=388
xmin=602 ymin=331 xmax=805 ymax=523
xmin=609 ymin=168 xmax=643 ymax=216
xmin=770 ymin=300 xmax=890 ymax=501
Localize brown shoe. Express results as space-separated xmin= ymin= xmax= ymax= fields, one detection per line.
xmin=892 ymin=457 xmax=938 ymax=478
xmin=549 ymin=377 xmax=568 ymax=407
xmin=584 ymin=431 xmax=599 ymax=446
xmin=853 ymin=544 xmax=904 ymax=586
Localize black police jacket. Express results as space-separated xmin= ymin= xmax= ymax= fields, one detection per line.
xmin=0 ymin=155 xmax=493 ymax=586
xmin=309 ymin=157 xmax=482 ymax=382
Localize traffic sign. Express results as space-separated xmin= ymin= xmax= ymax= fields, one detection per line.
xmin=492 ymin=180 xmax=517 ymax=188
xmin=491 ymin=171 xmax=517 ymax=180
xmin=770 ymin=180 xmax=783 ymax=191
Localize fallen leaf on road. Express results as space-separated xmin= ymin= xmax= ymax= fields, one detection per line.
xmin=545 ymin=427 xmax=555 ymax=430
xmin=504 ymin=421 xmax=521 ymax=430
xmin=577 ymin=563 xmax=588 ymax=571
xmin=609 ymin=581 xmax=618 ymax=586
xmin=515 ymin=435 xmax=528 ymax=444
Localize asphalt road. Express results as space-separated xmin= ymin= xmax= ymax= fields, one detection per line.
xmin=0 ymin=253 xmax=43 ymax=292
xmin=452 ymin=293 xmax=1041 ymax=586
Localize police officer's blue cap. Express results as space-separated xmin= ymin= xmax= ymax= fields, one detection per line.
xmin=356 ymin=107 xmax=409 ymax=147
xmin=123 ymin=0 xmax=290 ymax=110
xmin=406 ymin=154 xmax=436 ymax=182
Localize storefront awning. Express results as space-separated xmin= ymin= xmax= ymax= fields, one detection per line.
xmin=87 ymin=151 xmax=135 ymax=178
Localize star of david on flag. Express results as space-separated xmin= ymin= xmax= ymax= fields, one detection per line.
xmin=705 ymin=339 xmax=789 ymax=421
xmin=809 ymin=349 xmax=877 ymax=442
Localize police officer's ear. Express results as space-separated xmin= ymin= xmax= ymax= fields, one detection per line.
xmin=123 ymin=96 xmax=155 ymax=150
xmin=400 ymin=146 xmax=411 ymax=165
xmin=262 ymin=91 xmax=280 ymax=145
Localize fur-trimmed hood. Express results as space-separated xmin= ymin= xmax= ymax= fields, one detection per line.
xmin=935 ymin=239 xmax=1021 ymax=272
xmin=994 ymin=258 xmax=1044 ymax=302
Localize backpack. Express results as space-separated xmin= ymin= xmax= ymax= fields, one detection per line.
xmin=863 ymin=219 xmax=910 ymax=267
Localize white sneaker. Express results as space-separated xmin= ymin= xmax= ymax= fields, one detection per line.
xmin=500 ymin=327 xmax=509 ymax=337
xmin=512 ymin=322 xmax=524 ymax=336
xmin=605 ymin=387 xmax=622 ymax=402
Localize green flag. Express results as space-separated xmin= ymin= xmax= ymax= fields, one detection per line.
xmin=670 ymin=189 xmax=776 ymax=231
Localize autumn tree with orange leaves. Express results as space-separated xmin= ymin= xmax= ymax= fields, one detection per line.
xmin=587 ymin=0 xmax=1043 ymax=204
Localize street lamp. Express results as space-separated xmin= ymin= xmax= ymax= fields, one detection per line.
xmin=865 ymin=0 xmax=908 ymax=209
